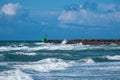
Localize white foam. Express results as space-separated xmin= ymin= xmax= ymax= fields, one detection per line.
xmin=18 ymin=44 xmax=25 ymax=47
xmin=0 ymin=43 xmax=104 ymax=52
xmin=34 ymin=42 xmax=45 ymax=45
xmin=15 ymin=58 xmax=72 ymax=72
xmin=0 ymin=69 xmax=33 ymax=80
xmin=28 ymin=43 xmax=91 ymax=51
xmin=110 ymin=43 xmax=118 ymax=46
xmin=28 ymin=44 xmax=74 ymax=51
xmin=15 ymin=52 xmax=37 ymax=56
xmin=105 ymin=55 xmax=120 ymax=60
xmin=1 ymin=43 xmax=120 ymax=51
xmin=79 ymin=58 xmax=95 ymax=64
xmin=61 ymin=39 xmax=67 ymax=44
xmin=0 ymin=46 xmax=29 ymax=52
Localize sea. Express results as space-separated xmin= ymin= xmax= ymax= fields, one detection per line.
xmin=0 ymin=41 xmax=120 ymax=80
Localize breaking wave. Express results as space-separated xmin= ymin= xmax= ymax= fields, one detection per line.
xmin=14 ymin=58 xmax=72 ymax=72
xmin=29 ymin=44 xmax=120 ymax=51
xmin=0 ymin=43 xmax=120 ymax=52
xmin=61 ymin=39 xmax=68 ymax=44
xmin=0 ymin=69 xmax=33 ymax=80
xmin=79 ymin=58 xmax=95 ymax=64
xmin=105 ymin=55 xmax=120 ymax=60
xmin=34 ymin=42 xmax=46 ymax=45
xmin=0 ymin=46 xmax=29 ymax=52
xmin=78 ymin=55 xmax=120 ymax=63
xmin=14 ymin=52 xmax=37 ymax=56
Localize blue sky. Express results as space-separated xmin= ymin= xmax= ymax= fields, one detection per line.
xmin=0 ymin=0 xmax=120 ymax=40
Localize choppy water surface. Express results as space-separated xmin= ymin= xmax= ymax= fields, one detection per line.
xmin=0 ymin=41 xmax=120 ymax=80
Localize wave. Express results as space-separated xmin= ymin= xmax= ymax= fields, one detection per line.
xmin=30 ymin=45 xmax=74 ymax=51
xmin=0 ymin=69 xmax=33 ymax=80
xmin=28 ymin=43 xmax=120 ymax=51
xmin=110 ymin=43 xmax=118 ymax=46
xmin=0 ymin=43 xmax=120 ymax=52
xmin=0 ymin=43 xmax=98 ymax=51
xmin=34 ymin=42 xmax=46 ymax=45
xmin=78 ymin=55 xmax=120 ymax=63
xmin=0 ymin=46 xmax=29 ymax=52
xmin=26 ymin=43 xmax=90 ymax=51
xmin=105 ymin=55 xmax=120 ymax=60
xmin=14 ymin=58 xmax=72 ymax=72
xmin=14 ymin=52 xmax=37 ymax=56
xmin=79 ymin=58 xmax=95 ymax=64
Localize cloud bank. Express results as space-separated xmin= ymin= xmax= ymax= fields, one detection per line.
xmin=58 ymin=2 xmax=120 ymax=27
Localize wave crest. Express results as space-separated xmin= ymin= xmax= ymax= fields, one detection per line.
xmin=79 ymin=58 xmax=95 ymax=64
xmin=1 ymin=43 xmax=120 ymax=51
xmin=14 ymin=58 xmax=72 ymax=72
xmin=14 ymin=52 xmax=37 ymax=56
xmin=105 ymin=55 xmax=120 ymax=60
xmin=0 ymin=69 xmax=33 ymax=80
xmin=0 ymin=46 xmax=29 ymax=52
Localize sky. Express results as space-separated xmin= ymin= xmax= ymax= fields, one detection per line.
xmin=0 ymin=0 xmax=120 ymax=40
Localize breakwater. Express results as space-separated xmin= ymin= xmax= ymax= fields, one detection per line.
xmin=47 ymin=39 xmax=120 ymax=44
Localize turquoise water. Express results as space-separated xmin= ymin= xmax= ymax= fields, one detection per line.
xmin=0 ymin=41 xmax=120 ymax=80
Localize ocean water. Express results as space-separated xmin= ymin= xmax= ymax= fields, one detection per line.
xmin=0 ymin=41 xmax=120 ymax=80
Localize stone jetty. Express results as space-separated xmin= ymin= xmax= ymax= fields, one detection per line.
xmin=47 ymin=39 xmax=120 ymax=45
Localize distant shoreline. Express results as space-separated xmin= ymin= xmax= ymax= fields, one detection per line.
xmin=0 ymin=39 xmax=120 ymax=44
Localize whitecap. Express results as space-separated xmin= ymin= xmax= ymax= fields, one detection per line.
xmin=14 ymin=58 xmax=72 ymax=72
xmin=61 ymin=39 xmax=67 ymax=44
xmin=31 ymin=43 xmax=90 ymax=51
xmin=34 ymin=42 xmax=45 ymax=45
xmin=0 ymin=69 xmax=33 ymax=80
xmin=18 ymin=44 xmax=25 ymax=47
xmin=0 ymin=43 xmax=107 ymax=51
xmin=110 ymin=43 xmax=118 ymax=46
xmin=2 ymin=43 xmax=120 ymax=51
xmin=0 ymin=46 xmax=29 ymax=52
xmin=15 ymin=52 xmax=37 ymax=56
xmin=30 ymin=43 xmax=89 ymax=51
xmin=28 ymin=44 xmax=74 ymax=51
xmin=105 ymin=55 xmax=120 ymax=60
xmin=79 ymin=58 xmax=95 ymax=64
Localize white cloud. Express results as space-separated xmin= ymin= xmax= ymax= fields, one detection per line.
xmin=58 ymin=10 xmax=77 ymax=22
xmin=0 ymin=3 xmax=32 ymax=28
xmin=58 ymin=3 xmax=120 ymax=27
xmin=1 ymin=3 xmax=21 ymax=16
